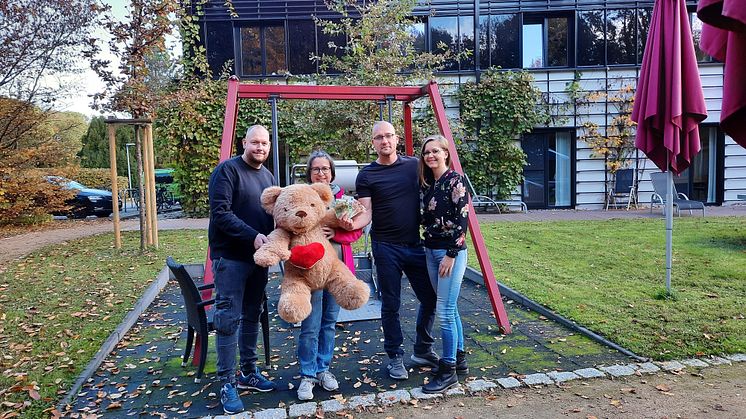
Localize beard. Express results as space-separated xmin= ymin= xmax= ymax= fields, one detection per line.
xmin=244 ymin=151 xmax=267 ymax=167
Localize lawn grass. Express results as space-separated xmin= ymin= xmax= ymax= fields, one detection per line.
xmin=0 ymin=230 xmax=208 ymax=418
xmin=471 ymin=216 xmax=746 ymax=361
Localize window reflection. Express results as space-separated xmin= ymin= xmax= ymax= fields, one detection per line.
xmin=638 ymin=8 xmax=652 ymax=64
xmin=607 ymin=9 xmax=636 ymax=65
xmin=288 ymin=20 xmax=316 ymax=75
xmin=265 ymin=26 xmax=286 ymax=74
xmin=690 ymin=13 xmax=714 ymax=62
xmin=577 ymin=11 xmax=605 ymax=66
xmin=318 ymin=22 xmax=346 ymax=74
xmin=430 ymin=16 xmax=459 ymax=71
xmin=459 ymin=16 xmax=475 ymax=70
xmin=206 ymin=21 xmax=234 ymax=75
xmin=240 ymin=27 xmax=261 ymax=75
xmin=408 ymin=22 xmax=426 ymax=53
xmin=492 ymin=15 xmax=520 ymax=69
xmin=547 ymin=18 xmax=568 ymax=67
xmin=523 ymin=23 xmax=543 ymax=68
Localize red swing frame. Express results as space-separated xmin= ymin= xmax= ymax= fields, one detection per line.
xmin=195 ymin=78 xmax=511 ymax=366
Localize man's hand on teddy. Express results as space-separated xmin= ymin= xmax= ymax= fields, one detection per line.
xmin=254 ymin=233 xmax=269 ymax=250
xmin=321 ymin=226 xmax=335 ymax=240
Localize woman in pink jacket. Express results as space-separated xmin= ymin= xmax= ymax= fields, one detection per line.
xmin=296 ymin=150 xmax=363 ymax=401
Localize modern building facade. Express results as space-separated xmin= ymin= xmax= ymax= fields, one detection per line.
xmin=193 ymin=0 xmax=746 ymax=209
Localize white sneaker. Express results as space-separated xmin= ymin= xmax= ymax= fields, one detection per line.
xmin=297 ymin=377 xmax=315 ymax=401
xmin=316 ymin=370 xmax=339 ymax=391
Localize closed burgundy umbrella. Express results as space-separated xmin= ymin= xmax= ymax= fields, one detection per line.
xmin=697 ymin=0 xmax=746 ymax=148
xmin=631 ymin=0 xmax=707 ymax=293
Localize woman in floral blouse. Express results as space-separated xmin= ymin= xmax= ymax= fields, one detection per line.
xmin=418 ymin=134 xmax=469 ymax=394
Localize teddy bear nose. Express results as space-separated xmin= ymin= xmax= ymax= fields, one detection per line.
xmin=295 ymin=210 xmax=307 ymax=218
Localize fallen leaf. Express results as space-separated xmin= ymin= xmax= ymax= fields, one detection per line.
xmin=655 ymin=384 xmax=671 ymax=392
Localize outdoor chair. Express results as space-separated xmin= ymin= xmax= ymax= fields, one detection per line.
xmin=166 ymin=257 xmax=271 ymax=383
xmin=605 ymin=168 xmax=638 ymax=210
xmin=649 ymin=172 xmax=705 ymax=217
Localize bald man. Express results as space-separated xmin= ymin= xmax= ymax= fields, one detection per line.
xmin=345 ymin=121 xmax=438 ymax=380
xmin=208 ymin=124 xmax=276 ymax=414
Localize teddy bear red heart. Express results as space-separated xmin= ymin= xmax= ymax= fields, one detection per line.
xmin=288 ymin=242 xmax=325 ymax=270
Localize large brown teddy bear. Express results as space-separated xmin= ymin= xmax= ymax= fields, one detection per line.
xmin=253 ymin=183 xmax=370 ymax=323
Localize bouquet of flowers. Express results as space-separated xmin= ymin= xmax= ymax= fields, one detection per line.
xmin=333 ymin=195 xmax=365 ymax=219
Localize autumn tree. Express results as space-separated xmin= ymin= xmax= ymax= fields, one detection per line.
xmin=88 ymin=0 xmax=178 ymax=118
xmin=0 ymin=0 xmax=103 ymax=147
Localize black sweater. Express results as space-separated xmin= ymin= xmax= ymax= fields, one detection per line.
xmin=208 ymin=156 xmax=275 ymax=262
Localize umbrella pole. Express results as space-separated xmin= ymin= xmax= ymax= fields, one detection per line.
xmin=665 ymin=160 xmax=673 ymax=295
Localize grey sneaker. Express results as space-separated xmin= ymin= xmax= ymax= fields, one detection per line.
xmin=316 ymin=370 xmax=339 ymax=391
xmin=410 ymin=351 xmax=439 ymax=368
xmin=297 ymin=377 xmax=315 ymax=401
xmin=387 ymin=355 xmax=409 ymax=380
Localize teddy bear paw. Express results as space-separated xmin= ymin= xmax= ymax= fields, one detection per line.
xmin=253 ymin=248 xmax=281 ymax=267
xmin=278 ymin=298 xmax=312 ymax=324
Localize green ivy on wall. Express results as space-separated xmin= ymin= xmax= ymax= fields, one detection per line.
xmin=456 ymin=69 xmax=547 ymax=199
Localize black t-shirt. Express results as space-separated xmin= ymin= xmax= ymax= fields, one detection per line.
xmin=208 ymin=156 xmax=275 ymax=262
xmin=356 ymin=155 xmax=421 ymax=244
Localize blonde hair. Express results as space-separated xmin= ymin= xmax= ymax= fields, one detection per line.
xmin=418 ymin=134 xmax=451 ymax=187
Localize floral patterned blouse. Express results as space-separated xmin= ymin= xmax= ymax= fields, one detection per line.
xmin=421 ymin=169 xmax=469 ymax=257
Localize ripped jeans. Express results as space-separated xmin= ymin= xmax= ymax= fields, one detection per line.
xmin=212 ymin=257 xmax=268 ymax=384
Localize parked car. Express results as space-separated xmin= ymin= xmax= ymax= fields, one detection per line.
xmin=47 ymin=176 xmax=122 ymax=218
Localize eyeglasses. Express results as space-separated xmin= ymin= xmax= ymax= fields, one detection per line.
xmin=310 ymin=167 xmax=331 ymax=174
xmin=373 ymin=133 xmax=396 ymax=142
xmin=422 ymin=148 xmax=443 ymax=157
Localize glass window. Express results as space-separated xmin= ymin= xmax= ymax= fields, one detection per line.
xmin=690 ymin=13 xmax=714 ymax=63
xmin=430 ymin=16 xmax=459 ymax=71
xmin=577 ymin=11 xmax=605 ymax=66
xmin=522 ymin=23 xmax=543 ymax=68
xmin=264 ymin=26 xmax=286 ymax=74
xmin=522 ymin=16 xmax=569 ymax=69
xmin=637 ymin=8 xmax=652 ymax=64
xmin=481 ymin=14 xmax=520 ymax=69
xmin=606 ymin=9 xmax=636 ymax=65
xmin=239 ymin=24 xmax=286 ymax=76
xmin=206 ymin=21 xmax=234 ymax=76
xmin=318 ymin=23 xmax=346 ymax=74
xmin=547 ymin=17 xmax=568 ymax=67
xmin=459 ymin=16 xmax=475 ymax=70
xmin=408 ymin=22 xmax=426 ymax=53
xmin=288 ymin=20 xmax=316 ymax=75
xmin=550 ymin=132 xmax=572 ymax=206
xmin=240 ymin=27 xmax=261 ymax=75
xmin=478 ymin=15 xmax=490 ymax=69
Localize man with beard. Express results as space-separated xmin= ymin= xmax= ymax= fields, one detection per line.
xmin=208 ymin=125 xmax=276 ymax=414
xmin=340 ymin=121 xmax=438 ymax=380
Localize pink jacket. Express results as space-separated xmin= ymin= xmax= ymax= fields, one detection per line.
xmin=331 ymin=187 xmax=363 ymax=273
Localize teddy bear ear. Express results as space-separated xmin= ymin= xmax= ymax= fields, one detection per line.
xmin=310 ymin=183 xmax=333 ymax=205
xmin=260 ymin=186 xmax=282 ymax=213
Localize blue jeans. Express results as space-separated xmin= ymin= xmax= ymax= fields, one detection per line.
xmin=297 ymin=289 xmax=340 ymax=378
xmin=425 ymin=248 xmax=467 ymax=364
xmin=372 ymin=241 xmax=436 ymax=358
xmin=212 ymin=257 xmax=268 ymax=384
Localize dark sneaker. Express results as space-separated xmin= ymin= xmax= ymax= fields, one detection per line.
xmin=410 ymin=351 xmax=439 ymax=368
xmin=387 ymin=355 xmax=409 ymax=380
xmin=237 ymin=369 xmax=276 ymax=392
xmin=220 ymin=383 xmax=244 ymax=414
